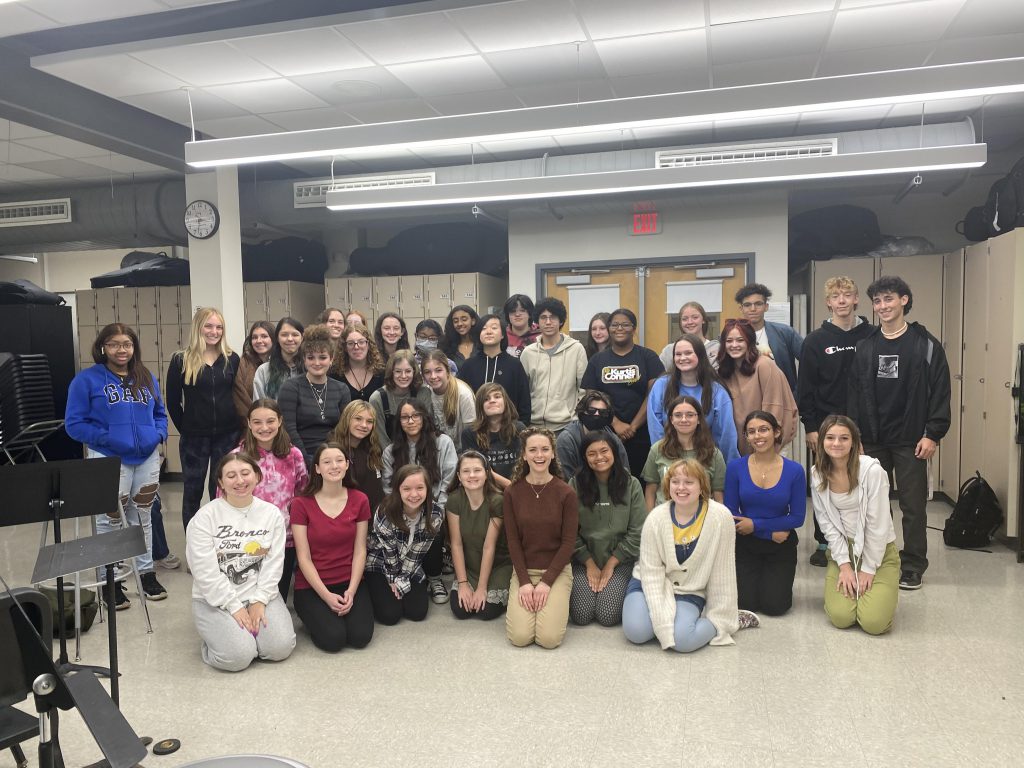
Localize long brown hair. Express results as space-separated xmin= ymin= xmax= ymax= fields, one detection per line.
xmin=331 ymin=324 xmax=384 ymax=378
xmin=661 ymin=395 xmax=717 ymax=466
xmin=383 ymin=349 xmax=421 ymax=393
xmin=299 ymin=441 xmax=348 ymax=497
xmin=574 ymin=431 xmax=628 ymax=507
xmin=92 ymin=323 xmax=157 ymax=399
xmin=392 ymin=399 xmax=442 ymax=490
xmin=584 ymin=312 xmax=611 ymax=359
xmin=241 ymin=398 xmax=294 ymax=458
xmin=510 ymin=427 xmax=563 ymax=483
xmin=717 ymin=318 xmax=759 ymax=379
xmin=814 ymin=414 xmax=862 ymax=492
xmin=379 ymin=464 xmax=438 ymax=535
xmin=661 ymin=333 xmax=722 ymax=417
xmin=447 ymin=450 xmax=502 ymax=498
xmin=331 ymin=400 xmax=384 ymax=472
xmin=242 ymin=321 xmax=276 ymax=366
xmin=471 ymin=382 xmax=520 ymax=450
xmin=421 ymin=349 xmax=463 ymax=428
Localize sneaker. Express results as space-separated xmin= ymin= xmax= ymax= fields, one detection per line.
xmin=809 ymin=546 xmax=828 ymax=568
xmin=156 ymin=553 xmax=181 ymax=570
xmin=141 ymin=572 xmax=168 ymax=601
xmin=428 ymin=577 xmax=447 ymax=605
xmin=737 ymin=609 xmax=760 ymax=630
xmin=899 ymin=570 xmax=923 ymax=590
xmin=113 ymin=581 xmax=131 ymax=611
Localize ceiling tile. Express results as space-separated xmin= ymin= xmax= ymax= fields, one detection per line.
xmin=133 ymin=42 xmax=278 ymax=86
xmin=427 ymin=90 xmax=525 ymax=116
xmin=387 ymin=56 xmax=505 ymax=97
xmin=194 ymin=115 xmax=284 ymax=138
xmin=2 ymin=143 xmax=61 ymax=164
xmin=826 ymin=0 xmax=968 ymax=51
xmin=712 ymin=54 xmax=818 ymax=87
xmin=0 ymin=4 xmax=62 ymax=37
xmin=610 ymin=72 xmax=711 ymax=97
xmin=290 ymin=67 xmax=415 ymax=106
xmin=338 ymin=13 xmax=475 ymax=65
xmin=594 ymin=29 xmax=708 ymax=78
xmin=485 ymin=42 xmax=605 ymax=87
xmin=710 ymin=0 xmax=836 ymax=25
xmin=14 ymin=135 xmax=111 ymax=159
xmin=25 ymin=0 xmax=166 ymax=24
xmin=36 ymin=54 xmax=187 ymax=98
xmin=204 ymin=79 xmax=329 ymax=113
xmin=448 ymin=0 xmax=586 ymax=53
xmin=513 ymin=79 xmax=615 ymax=107
xmin=0 ymin=166 xmax=62 ymax=182
xmin=82 ymin=155 xmax=171 ymax=175
xmin=929 ymin=32 xmax=1024 ymax=64
xmin=264 ymin=108 xmax=361 ymax=131
xmin=19 ymin=158 xmax=112 ymax=178
xmin=229 ymin=28 xmax=373 ymax=77
xmin=573 ymin=0 xmax=704 ymax=39
xmin=710 ymin=12 xmax=833 ymax=64
xmin=817 ymin=42 xmax=935 ymax=76
xmin=341 ymin=99 xmax=440 ymax=125
xmin=944 ymin=0 xmax=1024 ymax=38
xmin=120 ymin=88 xmax=248 ymax=125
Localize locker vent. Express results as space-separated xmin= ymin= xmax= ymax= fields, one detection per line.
xmin=294 ymin=173 xmax=435 ymax=208
xmin=656 ymin=139 xmax=837 ymax=168
xmin=0 ymin=198 xmax=72 ymax=227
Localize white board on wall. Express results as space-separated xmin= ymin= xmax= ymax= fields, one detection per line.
xmin=666 ymin=281 xmax=722 ymax=314
xmin=568 ymin=284 xmax=620 ymax=331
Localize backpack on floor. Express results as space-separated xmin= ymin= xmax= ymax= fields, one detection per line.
xmin=943 ymin=471 xmax=1003 ymax=549
xmin=39 ymin=584 xmax=98 ymax=639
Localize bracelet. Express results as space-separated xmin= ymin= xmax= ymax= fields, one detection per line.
xmin=457 ymin=580 xmax=469 ymax=585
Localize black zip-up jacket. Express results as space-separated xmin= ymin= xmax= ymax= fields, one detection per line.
xmin=847 ymin=322 xmax=951 ymax=446
xmin=456 ymin=350 xmax=532 ymax=425
xmin=166 ymin=351 xmax=240 ymax=437
xmin=797 ymin=316 xmax=875 ymax=433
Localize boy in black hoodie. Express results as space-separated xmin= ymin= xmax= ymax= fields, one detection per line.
xmin=797 ymin=276 xmax=875 ymax=566
xmin=848 ymin=275 xmax=951 ymax=592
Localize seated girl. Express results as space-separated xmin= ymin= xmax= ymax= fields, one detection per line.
xmin=460 ymin=382 xmax=524 ymax=489
xmin=642 ymin=395 xmax=726 ymax=510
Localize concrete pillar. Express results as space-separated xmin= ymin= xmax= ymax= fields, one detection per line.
xmin=183 ymin=167 xmax=245 ymax=350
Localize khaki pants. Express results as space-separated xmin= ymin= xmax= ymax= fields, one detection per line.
xmin=824 ymin=541 xmax=900 ymax=635
xmin=506 ymin=566 xmax=572 ymax=649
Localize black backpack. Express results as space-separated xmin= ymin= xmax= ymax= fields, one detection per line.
xmin=943 ymin=471 xmax=1003 ymax=549
xmin=982 ymin=176 xmax=1017 ymax=238
xmin=956 ymin=206 xmax=989 ymax=242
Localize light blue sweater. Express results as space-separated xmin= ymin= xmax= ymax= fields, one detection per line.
xmin=647 ymin=376 xmax=739 ymax=462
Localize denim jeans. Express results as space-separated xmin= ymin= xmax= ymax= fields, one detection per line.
xmin=87 ymin=447 xmax=161 ymax=574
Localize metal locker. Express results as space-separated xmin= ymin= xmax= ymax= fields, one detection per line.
xmin=95 ymin=288 xmax=117 ymax=325
xmin=375 ymin=276 xmax=401 ymax=315
xmin=244 ymin=283 xmax=268 ymax=322
xmin=137 ymin=287 xmax=158 ymax=325
xmin=178 ymin=287 xmax=193 ymax=324
xmin=325 ymin=278 xmax=349 ymax=310
xmin=158 ymin=287 xmax=180 ymax=325
xmin=400 ymin=276 xmax=425 ymax=318
xmin=78 ymin=326 xmax=96 ymax=364
xmin=76 ymin=290 xmax=98 ymax=327
xmin=426 ymin=274 xmax=453 ymax=318
xmin=266 ymin=281 xmax=291 ymax=322
xmin=159 ymin=324 xmax=182 ymax=358
xmin=451 ymin=272 xmax=479 ymax=308
xmin=136 ymin=325 xmax=160 ymax=365
xmin=348 ymin=277 xmax=374 ymax=314
xmin=115 ymin=288 xmax=138 ymax=326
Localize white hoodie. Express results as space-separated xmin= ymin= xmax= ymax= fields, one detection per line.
xmin=186 ymin=496 xmax=286 ymax=615
xmin=520 ymin=334 xmax=587 ymax=431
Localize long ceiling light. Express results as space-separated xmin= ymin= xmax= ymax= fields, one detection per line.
xmin=325 ymin=145 xmax=986 ymax=211
xmin=187 ymin=58 xmax=1022 ymax=169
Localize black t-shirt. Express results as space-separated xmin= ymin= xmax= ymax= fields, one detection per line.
xmin=460 ymin=422 xmax=524 ymax=481
xmin=581 ymin=345 xmax=663 ymax=422
xmin=873 ymin=332 xmax=911 ymax=443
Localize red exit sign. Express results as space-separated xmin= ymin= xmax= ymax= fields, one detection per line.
xmin=631 ymin=211 xmax=660 ymax=235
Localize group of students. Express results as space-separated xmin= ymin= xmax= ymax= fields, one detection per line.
xmin=61 ymin=272 xmax=948 ymax=671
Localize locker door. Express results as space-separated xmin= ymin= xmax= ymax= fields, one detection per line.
xmin=348 ymin=278 xmax=374 ymax=316
xmin=95 ymin=288 xmax=117 ymax=325
xmin=76 ymin=290 xmax=98 ymax=327
xmin=136 ymin=287 xmax=158 ymax=326
xmin=244 ymin=283 xmax=267 ymax=323
xmin=451 ymin=273 xmax=479 ymax=310
xmin=266 ymin=281 xmax=291 ymax=322
xmin=136 ymin=325 xmax=160 ymax=366
xmin=78 ymin=326 xmax=96 ymax=365
xmin=325 ymin=278 xmax=349 ymax=311
xmin=178 ymin=287 xmax=193 ymax=324
xmin=400 ymin=276 xmax=425 ymax=318
xmin=115 ymin=288 xmax=138 ymax=326
xmin=425 ymin=274 xmax=453 ymax=319
xmin=939 ymin=250 xmax=964 ymax=497
xmin=374 ymin=276 xmax=401 ymax=315
xmin=158 ymin=287 xmax=180 ymax=325
xmin=160 ymin=324 xmax=183 ymax=359
xmin=960 ymin=243 xmax=988 ymax=480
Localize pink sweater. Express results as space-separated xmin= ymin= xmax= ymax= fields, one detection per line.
xmin=218 ymin=444 xmax=309 ymax=546
xmin=722 ymin=356 xmax=798 ymax=454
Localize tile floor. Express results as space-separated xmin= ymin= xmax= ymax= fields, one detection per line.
xmin=2 ymin=482 xmax=1023 ymax=768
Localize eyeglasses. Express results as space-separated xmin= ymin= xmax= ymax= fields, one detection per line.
xmin=672 ymin=412 xmax=699 ymax=421
xmin=400 ymin=413 xmax=423 ymax=423
xmin=741 ymin=301 xmax=766 ymax=310
xmin=537 ymin=314 xmax=559 ymax=323
xmin=345 ymin=340 xmax=368 ymax=348
xmin=104 ymin=341 xmax=134 ymax=351
xmin=415 ymin=335 xmax=438 ymax=343
xmin=582 ymin=407 xmax=609 ymax=416
xmin=745 ymin=425 xmax=775 ymax=436
xmin=609 ymin=322 xmax=634 ymax=330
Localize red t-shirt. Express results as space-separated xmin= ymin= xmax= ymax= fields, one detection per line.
xmin=290 ymin=491 xmax=371 ymax=589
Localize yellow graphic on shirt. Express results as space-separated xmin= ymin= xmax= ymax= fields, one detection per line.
xmin=600 ymin=364 xmax=641 ymax=385
xmin=244 ymin=540 xmax=268 ymax=556
xmin=674 ymin=501 xmax=708 ymax=548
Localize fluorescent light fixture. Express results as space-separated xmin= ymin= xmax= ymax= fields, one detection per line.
xmin=326 ymin=145 xmax=985 ymax=211
xmin=187 ymin=58 xmax=1022 ymax=168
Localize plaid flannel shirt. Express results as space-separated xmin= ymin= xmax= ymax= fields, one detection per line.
xmin=364 ymin=502 xmax=443 ymax=595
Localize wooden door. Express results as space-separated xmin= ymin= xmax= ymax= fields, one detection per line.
xmin=939 ymin=250 xmax=964 ymax=498
xmin=960 ymin=243 xmax=989 ymax=479
xmin=544 ymin=267 xmax=640 ymax=343
xmin=645 ymin=262 xmax=747 ymax=354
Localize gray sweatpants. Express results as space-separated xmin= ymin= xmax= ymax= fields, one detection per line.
xmin=192 ymin=598 xmax=296 ymax=672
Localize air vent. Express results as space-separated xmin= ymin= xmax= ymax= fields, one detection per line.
xmin=0 ymin=198 xmax=72 ymax=228
xmin=656 ymin=139 xmax=838 ymax=168
xmin=294 ymin=173 xmax=436 ymax=208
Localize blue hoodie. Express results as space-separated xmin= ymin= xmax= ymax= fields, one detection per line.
xmin=65 ymin=364 xmax=167 ymax=465
xmin=647 ymin=376 xmax=740 ymax=463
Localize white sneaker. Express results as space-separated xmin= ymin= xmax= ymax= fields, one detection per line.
xmin=428 ymin=577 xmax=447 ymax=605
xmin=156 ymin=553 xmax=181 ymax=570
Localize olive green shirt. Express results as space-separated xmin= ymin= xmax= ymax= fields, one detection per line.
xmin=569 ymin=475 xmax=647 ymax=569
xmin=642 ymin=441 xmax=727 ymax=504
xmin=445 ymin=488 xmax=512 ymax=593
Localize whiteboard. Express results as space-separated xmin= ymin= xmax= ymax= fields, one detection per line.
xmin=665 ymin=281 xmax=722 ymax=314
xmin=568 ymin=284 xmax=620 ymax=331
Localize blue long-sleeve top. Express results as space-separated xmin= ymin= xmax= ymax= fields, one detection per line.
xmin=723 ymin=456 xmax=806 ymax=540
xmin=647 ymin=376 xmax=739 ymax=462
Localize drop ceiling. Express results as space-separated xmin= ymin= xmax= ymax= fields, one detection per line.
xmin=0 ymin=0 xmax=1022 ymax=197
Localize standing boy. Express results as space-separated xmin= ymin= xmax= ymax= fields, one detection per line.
xmin=735 ymin=282 xmax=803 ymax=394
xmin=520 ymin=297 xmax=587 ymax=435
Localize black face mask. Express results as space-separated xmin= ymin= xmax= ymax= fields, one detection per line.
xmin=580 ymin=409 xmax=612 ymax=431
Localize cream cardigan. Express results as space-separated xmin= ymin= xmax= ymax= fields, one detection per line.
xmin=632 ymin=499 xmax=739 ymax=648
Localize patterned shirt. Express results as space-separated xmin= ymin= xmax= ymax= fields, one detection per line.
xmin=364 ymin=502 xmax=443 ymax=595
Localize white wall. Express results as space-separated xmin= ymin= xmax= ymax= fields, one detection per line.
xmin=507 ymin=189 xmax=790 ymax=299
xmin=0 ymin=247 xmax=177 ymax=294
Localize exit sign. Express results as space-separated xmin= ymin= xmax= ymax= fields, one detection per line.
xmin=631 ymin=211 xmax=660 ymax=235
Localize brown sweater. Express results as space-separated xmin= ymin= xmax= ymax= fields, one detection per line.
xmin=503 ymin=477 xmax=578 ymax=586
xmin=722 ymin=355 xmax=798 ymax=454
xmin=233 ymin=355 xmax=262 ymax=425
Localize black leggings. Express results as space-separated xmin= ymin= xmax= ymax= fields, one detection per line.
xmin=449 ymin=591 xmax=506 ymax=621
xmin=365 ymin=572 xmax=429 ymax=625
xmin=279 ymin=547 xmax=296 ymax=601
xmin=293 ymin=580 xmax=374 ymax=653
xmin=422 ymin=526 xmax=445 ymax=579
xmin=735 ymin=531 xmax=798 ymax=616
xmin=180 ymin=431 xmax=239 ymax=531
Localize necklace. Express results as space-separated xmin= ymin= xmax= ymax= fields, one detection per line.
xmin=308 ymin=378 xmax=328 ymax=421
xmin=750 ymin=455 xmax=781 ymax=484
xmin=347 ymin=365 xmax=370 ymax=392
xmin=881 ymin=322 xmax=908 ymax=338
xmin=528 ymin=477 xmax=552 ymax=499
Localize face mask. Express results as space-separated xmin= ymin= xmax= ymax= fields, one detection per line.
xmin=415 ymin=338 xmax=438 ymax=352
xmin=580 ymin=409 xmax=612 ymax=430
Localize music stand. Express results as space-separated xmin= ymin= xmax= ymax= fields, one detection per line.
xmin=0 ymin=458 xmax=143 ymax=704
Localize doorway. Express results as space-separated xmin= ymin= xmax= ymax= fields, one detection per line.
xmin=539 ymin=256 xmax=750 ymax=352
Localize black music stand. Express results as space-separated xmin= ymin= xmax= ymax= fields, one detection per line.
xmin=0 ymin=458 xmax=142 ymax=704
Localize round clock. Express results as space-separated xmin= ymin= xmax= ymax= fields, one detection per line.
xmin=184 ymin=199 xmax=220 ymax=239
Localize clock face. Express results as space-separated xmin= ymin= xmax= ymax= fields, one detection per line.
xmin=184 ymin=200 xmax=219 ymax=239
